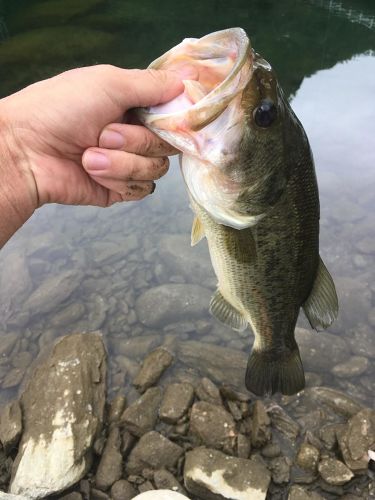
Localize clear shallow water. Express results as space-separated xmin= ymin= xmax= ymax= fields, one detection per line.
xmin=0 ymin=0 xmax=374 ymax=485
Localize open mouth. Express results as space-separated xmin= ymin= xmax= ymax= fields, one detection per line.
xmin=145 ymin=28 xmax=252 ymax=128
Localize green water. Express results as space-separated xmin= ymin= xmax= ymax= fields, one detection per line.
xmin=0 ymin=1 xmax=374 ymax=497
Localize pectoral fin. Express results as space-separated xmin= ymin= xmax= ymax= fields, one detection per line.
xmin=209 ymin=289 xmax=248 ymax=332
xmin=303 ymin=257 xmax=339 ymax=330
xmin=191 ymin=216 xmax=205 ymax=246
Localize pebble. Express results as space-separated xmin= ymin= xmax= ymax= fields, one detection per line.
xmin=108 ymin=395 xmax=126 ymax=426
xmin=303 ymin=386 xmax=363 ymax=417
xmin=125 ymin=431 xmax=184 ymax=475
xmin=318 ymin=457 xmax=354 ymax=485
xmin=0 ymin=401 xmax=22 ymax=454
xmin=251 ymin=400 xmax=271 ymax=448
xmin=11 ymin=351 xmax=33 ymax=370
xmin=319 ymin=423 xmax=346 ymax=451
xmin=121 ymin=387 xmax=162 ymax=437
xmin=153 ymin=469 xmax=187 ymax=495
xmin=2 ymin=368 xmax=24 ymax=389
xmin=95 ymin=427 xmax=123 ymax=490
xmin=331 ymin=356 xmax=369 ymax=378
xmin=237 ymin=433 xmax=251 ymax=458
xmin=111 ymin=479 xmax=138 ymax=500
xmin=0 ymin=332 xmax=19 ymax=357
xmin=347 ymin=323 xmax=375 ymax=359
xmin=159 ymin=382 xmax=195 ymax=424
xmin=295 ymin=443 xmax=320 ymax=472
xmin=288 ymin=485 xmax=324 ymax=499
xmin=269 ymin=456 xmax=291 ymax=484
xmin=195 ymin=377 xmax=222 ymax=406
xmin=133 ymin=348 xmax=174 ymax=393
xmin=261 ymin=442 xmax=281 ymax=458
xmin=189 ymin=401 xmax=237 ymax=450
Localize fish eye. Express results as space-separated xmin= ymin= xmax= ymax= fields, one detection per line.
xmin=254 ymin=100 xmax=277 ymax=128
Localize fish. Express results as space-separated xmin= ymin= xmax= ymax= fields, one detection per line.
xmin=138 ymin=28 xmax=338 ymax=396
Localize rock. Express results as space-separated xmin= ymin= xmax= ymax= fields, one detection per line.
xmin=266 ymin=403 xmax=300 ymax=440
xmin=110 ymin=335 xmax=161 ymax=359
xmin=347 ymin=324 xmax=375 ymax=359
xmin=0 ymin=401 xmax=22 ymax=454
xmin=319 ymin=423 xmax=345 ymax=451
xmin=108 ymin=395 xmax=126 ymax=426
xmin=178 ymin=341 xmax=247 ymax=391
xmin=23 ymin=270 xmax=82 ymax=316
xmin=334 ymin=278 xmax=372 ymax=331
xmin=184 ymin=447 xmax=271 ymax=500
xmin=318 ymin=458 xmax=354 ymax=485
xmin=0 ymin=251 xmax=32 ymax=318
xmin=159 ymin=383 xmax=195 ymax=424
xmin=50 ymin=303 xmax=86 ymax=328
xmin=303 ymin=387 xmax=363 ymax=417
xmin=125 ymin=431 xmax=183 ymax=475
xmin=269 ymin=456 xmax=291 ymax=484
xmin=236 ymin=434 xmax=251 ymax=459
xmin=132 ymin=492 xmax=189 ymax=500
xmin=11 ymin=351 xmax=33 ymax=370
xmin=91 ymin=488 xmax=110 ymax=499
xmin=95 ymin=427 xmax=123 ymax=490
xmin=153 ymin=469 xmax=187 ymax=495
xmin=190 ymin=401 xmax=236 ymax=450
xmin=59 ymin=493 xmax=82 ymax=500
xmin=2 ymin=368 xmax=24 ymax=389
xmin=0 ymin=332 xmax=19 ymax=357
xmin=196 ymin=378 xmax=222 ymax=406
xmin=295 ymin=443 xmax=320 ymax=472
xmin=133 ymin=348 xmax=174 ymax=393
xmin=111 ymin=479 xmax=137 ymax=500
xmin=288 ymin=485 xmax=324 ymax=499
xmin=295 ymin=328 xmax=349 ymax=372
xmin=331 ymin=356 xmax=369 ymax=378
xmin=158 ymin=233 xmax=215 ymax=285
xmin=10 ymin=332 xmax=107 ymax=499
xmin=121 ymin=387 xmax=162 ymax=437
xmin=261 ymin=443 xmax=281 ymax=459
xmin=337 ymin=408 xmax=375 ymax=472
xmin=135 ymin=284 xmax=211 ymax=328
xmin=251 ymin=400 xmax=271 ymax=448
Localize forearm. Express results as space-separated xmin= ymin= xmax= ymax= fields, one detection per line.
xmin=0 ymin=112 xmax=37 ymax=248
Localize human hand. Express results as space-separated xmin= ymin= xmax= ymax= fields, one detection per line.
xmin=0 ymin=64 xmax=195 ymax=211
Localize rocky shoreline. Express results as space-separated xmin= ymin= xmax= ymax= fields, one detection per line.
xmin=0 ymin=332 xmax=373 ymax=499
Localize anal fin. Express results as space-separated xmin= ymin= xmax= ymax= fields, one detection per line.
xmin=191 ymin=216 xmax=205 ymax=246
xmin=209 ymin=289 xmax=247 ymax=332
xmin=303 ymin=257 xmax=338 ymax=330
xmin=246 ymin=346 xmax=305 ymax=396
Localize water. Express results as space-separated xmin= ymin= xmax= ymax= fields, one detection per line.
xmin=0 ymin=0 xmax=374 ymax=496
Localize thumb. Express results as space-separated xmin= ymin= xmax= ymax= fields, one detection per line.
xmin=110 ymin=66 xmax=198 ymax=109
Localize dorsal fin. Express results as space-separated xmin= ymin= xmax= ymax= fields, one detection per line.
xmin=303 ymin=257 xmax=339 ymax=330
xmin=209 ymin=289 xmax=248 ymax=332
xmin=191 ymin=216 xmax=205 ymax=246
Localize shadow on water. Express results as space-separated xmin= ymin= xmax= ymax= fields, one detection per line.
xmin=0 ymin=0 xmax=374 ymax=497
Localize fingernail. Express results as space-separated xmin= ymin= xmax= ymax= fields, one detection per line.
xmin=175 ymin=65 xmax=198 ymax=80
xmin=83 ymin=150 xmax=110 ymax=170
xmin=99 ymin=129 xmax=125 ymax=149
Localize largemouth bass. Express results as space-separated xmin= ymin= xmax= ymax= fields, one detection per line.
xmin=139 ymin=28 xmax=338 ymax=396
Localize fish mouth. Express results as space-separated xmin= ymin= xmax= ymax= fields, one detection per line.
xmin=139 ymin=28 xmax=253 ymax=154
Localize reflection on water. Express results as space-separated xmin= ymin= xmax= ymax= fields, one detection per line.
xmin=309 ymin=0 xmax=375 ymax=31
xmin=0 ymin=0 xmax=374 ymax=496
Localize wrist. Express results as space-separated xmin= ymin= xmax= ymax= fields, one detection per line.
xmin=0 ymin=103 xmax=38 ymax=247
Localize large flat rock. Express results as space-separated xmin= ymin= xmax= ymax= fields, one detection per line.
xmin=10 ymin=332 xmax=107 ymax=499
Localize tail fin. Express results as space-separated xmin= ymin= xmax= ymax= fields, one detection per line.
xmin=245 ymin=347 xmax=305 ymax=396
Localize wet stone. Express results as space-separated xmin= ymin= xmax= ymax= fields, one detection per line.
xmin=121 ymin=387 xmax=162 ymax=437
xmin=331 ymin=356 xmax=369 ymax=378
xmin=59 ymin=492 xmax=83 ymax=500
xmin=50 ymin=302 xmax=86 ymax=328
xmin=269 ymin=456 xmax=291 ymax=484
xmin=135 ymin=284 xmax=211 ymax=328
xmin=0 ymin=400 xmax=22 ymax=455
xmin=337 ymin=408 xmax=375 ymax=472
xmin=111 ymin=479 xmax=137 ymax=500
xmin=318 ymin=457 xmax=354 ymax=485
xmin=288 ymin=485 xmax=324 ymax=500
xmin=184 ymin=447 xmax=271 ymax=500
xmin=267 ymin=403 xmax=301 ymax=440
xmin=251 ymin=400 xmax=271 ymax=448
xmin=159 ymin=382 xmax=195 ymax=423
xmin=11 ymin=351 xmax=33 ymax=370
xmin=319 ymin=423 xmax=345 ymax=451
xmin=95 ymin=427 xmax=123 ymax=490
xmin=2 ymin=368 xmax=24 ymax=389
xmin=189 ymin=401 xmax=237 ymax=450
xmin=91 ymin=487 xmax=110 ymax=499
xmin=195 ymin=377 xmax=222 ymax=406
xmin=108 ymin=395 xmax=126 ymax=426
xmin=153 ymin=469 xmax=187 ymax=495
xmin=237 ymin=433 xmax=251 ymax=459
xmin=303 ymin=387 xmax=363 ymax=417
xmin=109 ymin=335 xmax=161 ymax=359
xmin=261 ymin=442 xmax=281 ymax=458
xmin=347 ymin=324 xmax=375 ymax=359
xmin=125 ymin=431 xmax=184 ymax=475
xmin=133 ymin=348 xmax=174 ymax=393
xmin=295 ymin=443 xmax=320 ymax=472
xmin=0 ymin=333 xmax=19 ymax=357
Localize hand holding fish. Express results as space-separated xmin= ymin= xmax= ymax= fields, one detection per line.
xmin=0 ymin=64 xmax=195 ymax=247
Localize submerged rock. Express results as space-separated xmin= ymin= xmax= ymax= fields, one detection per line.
xmin=159 ymin=382 xmax=195 ymax=424
xmin=190 ymin=401 xmax=236 ymax=450
xmin=0 ymin=401 xmax=22 ymax=455
xmin=10 ymin=332 xmax=107 ymax=499
xmin=318 ymin=457 xmax=354 ymax=485
xmin=121 ymin=387 xmax=162 ymax=437
xmin=184 ymin=447 xmax=271 ymax=500
xmin=95 ymin=427 xmax=122 ymax=490
xmin=133 ymin=348 xmax=174 ymax=393
xmin=135 ymin=284 xmax=211 ymax=328
xmin=303 ymin=387 xmax=363 ymax=417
